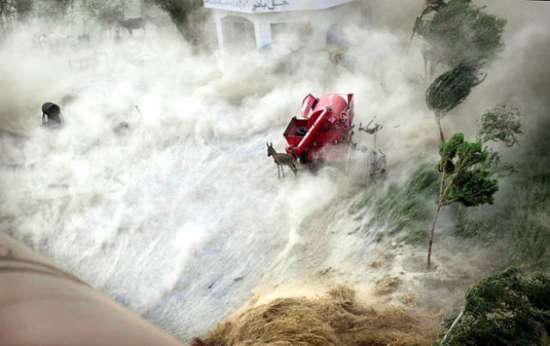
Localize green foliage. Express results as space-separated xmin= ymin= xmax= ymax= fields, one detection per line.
xmin=439 ymin=132 xmax=466 ymax=172
xmin=453 ymin=119 xmax=550 ymax=270
xmin=415 ymin=0 xmax=506 ymax=69
xmin=454 ymin=205 xmax=494 ymax=239
xmin=350 ymin=164 xmax=439 ymax=244
xmin=426 ymin=63 xmax=485 ymax=116
xmin=475 ymin=105 xmax=523 ymax=178
xmin=456 ymin=183 xmax=550 ymax=269
xmin=427 ymin=133 xmax=499 ymax=267
xmin=438 ymin=133 xmax=498 ymax=207
xmin=439 ymin=268 xmax=550 ymax=345
xmin=448 ymin=169 xmax=497 ymax=206
xmin=479 ymin=105 xmax=522 ymax=147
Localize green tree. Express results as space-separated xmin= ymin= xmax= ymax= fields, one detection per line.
xmin=426 ymin=62 xmax=485 ymax=142
xmin=427 ymin=133 xmax=498 ymax=268
xmin=439 ymin=268 xmax=550 ymax=345
xmin=477 ymin=105 xmax=523 ymax=178
xmin=479 ymin=105 xmax=522 ymax=147
xmin=414 ymin=0 xmax=506 ymax=76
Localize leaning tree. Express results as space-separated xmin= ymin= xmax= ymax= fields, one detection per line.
xmin=479 ymin=105 xmax=523 ymax=148
xmin=427 ymin=133 xmax=498 ymax=268
xmin=426 ymin=62 xmax=485 ymax=143
xmin=413 ymin=0 xmax=506 ymax=77
xmin=477 ymin=104 xmax=523 ymax=178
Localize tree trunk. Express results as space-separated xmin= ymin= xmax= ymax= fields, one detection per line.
xmin=435 ymin=113 xmax=445 ymax=143
xmin=442 ymin=309 xmax=464 ymax=343
xmin=427 ymin=202 xmax=442 ymax=268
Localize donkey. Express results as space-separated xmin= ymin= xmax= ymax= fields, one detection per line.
xmin=267 ymin=142 xmax=298 ymax=178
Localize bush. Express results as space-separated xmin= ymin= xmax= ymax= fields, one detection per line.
xmin=439 ymin=268 xmax=550 ymax=346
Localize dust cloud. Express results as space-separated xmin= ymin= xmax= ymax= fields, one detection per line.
xmin=0 ymin=0 xmax=548 ymax=342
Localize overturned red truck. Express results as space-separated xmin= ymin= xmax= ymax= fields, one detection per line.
xmin=284 ymin=93 xmax=355 ymax=165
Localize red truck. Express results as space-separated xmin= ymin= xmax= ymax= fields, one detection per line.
xmin=284 ymin=93 xmax=355 ymax=164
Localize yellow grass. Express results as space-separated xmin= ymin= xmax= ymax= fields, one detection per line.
xmin=192 ymin=286 xmax=438 ymax=346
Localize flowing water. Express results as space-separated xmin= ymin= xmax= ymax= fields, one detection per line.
xmin=0 ymin=13 xmax=460 ymax=342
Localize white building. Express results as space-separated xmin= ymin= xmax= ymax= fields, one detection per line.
xmin=203 ymin=0 xmax=358 ymax=50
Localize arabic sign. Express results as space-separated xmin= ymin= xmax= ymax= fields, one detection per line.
xmin=204 ymin=0 xmax=354 ymax=13
xmin=253 ymin=0 xmax=290 ymax=11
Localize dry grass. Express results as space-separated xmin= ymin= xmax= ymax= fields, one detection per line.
xmin=374 ymin=276 xmax=401 ymax=296
xmin=192 ymin=286 xmax=438 ymax=346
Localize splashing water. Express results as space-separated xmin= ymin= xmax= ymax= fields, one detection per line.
xmin=0 ymin=12 xmax=444 ymax=341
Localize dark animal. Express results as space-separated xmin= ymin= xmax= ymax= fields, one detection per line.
xmin=117 ymin=17 xmax=147 ymax=35
xmin=267 ymin=142 xmax=297 ymax=178
xmin=41 ymin=102 xmax=62 ymax=127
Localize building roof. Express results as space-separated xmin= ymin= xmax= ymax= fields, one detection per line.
xmin=203 ymin=0 xmax=355 ymax=14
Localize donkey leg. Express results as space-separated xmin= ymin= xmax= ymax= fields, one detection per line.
xmin=281 ymin=165 xmax=285 ymax=178
xmin=292 ymin=164 xmax=298 ymax=176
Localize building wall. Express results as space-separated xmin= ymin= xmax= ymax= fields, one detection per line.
xmin=204 ymin=0 xmax=355 ymax=14
xmin=209 ymin=1 xmax=359 ymax=50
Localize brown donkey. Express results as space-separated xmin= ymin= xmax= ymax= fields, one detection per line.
xmin=267 ymin=142 xmax=297 ymax=178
